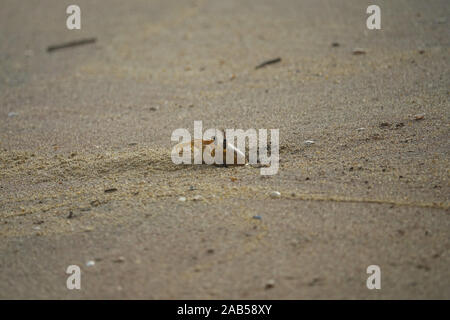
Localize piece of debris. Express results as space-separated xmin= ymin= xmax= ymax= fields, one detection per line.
xmin=206 ymin=249 xmax=214 ymax=254
xmin=86 ymin=260 xmax=95 ymax=267
xmin=395 ymin=122 xmax=405 ymax=129
xmin=67 ymin=211 xmax=74 ymax=219
xmin=189 ymin=186 xmax=196 ymax=191
xmin=304 ymin=140 xmax=315 ymax=145
xmin=331 ymin=42 xmax=340 ymax=47
xmin=308 ymin=277 xmax=323 ymax=286
xmin=230 ymin=177 xmax=238 ymax=182
xmin=414 ymin=113 xmax=425 ymax=120
xmin=90 ymin=200 xmax=100 ymax=207
xmin=252 ymin=215 xmax=262 ymax=220
xmin=193 ymin=195 xmax=203 ymax=201
xmin=418 ymin=49 xmax=425 ymax=54
xmin=128 ymin=142 xmax=138 ymax=146
xmin=255 ymin=57 xmax=282 ymax=69
xmin=104 ymin=188 xmax=118 ymax=193
xmin=47 ymin=38 xmax=97 ymax=53
xmin=356 ymin=127 xmax=366 ymax=131
xmin=379 ymin=122 xmax=390 ymax=128
xmin=8 ymin=112 xmax=18 ymax=117
xmin=32 ymin=226 xmax=41 ymax=231
xmin=178 ymin=196 xmax=186 ymax=202
xmin=270 ymin=191 xmax=281 ymax=198
xmin=352 ymin=48 xmax=366 ymax=55
xmin=113 ymin=256 xmax=125 ymax=263
xmin=265 ymin=279 xmax=275 ymax=289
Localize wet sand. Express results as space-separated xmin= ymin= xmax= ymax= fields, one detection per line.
xmin=0 ymin=0 xmax=449 ymax=299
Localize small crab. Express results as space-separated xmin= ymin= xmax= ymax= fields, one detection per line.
xmin=173 ymin=130 xmax=246 ymax=166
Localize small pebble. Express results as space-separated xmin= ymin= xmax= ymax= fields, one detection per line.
xmin=8 ymin=112 xmax=18 ymax=117
xmin=331 ymin=42 xmax=340 ymax=47
xmin=414 ymin=113 xmax=425 ymax=120
xmin=252 ymin=215 xmax=262 ymax=220
xmin=270 ymin=191 xmax=281 ymax=198
xmin=304 ymin=140 xmax=315 ymax=145
xmin=352 ymin=48 xmax=366 ymax=55
xmin=113 ymin=256 xmax=125 ymax=263
xmin=356 ymin=127 xmax=366 ymax=131
xmin=86 ymin=260 xmax=95 ymax=267
xmin=193 ymin=195 xmax=203 ymax=201
xmin=178 ymin=196 xmax=186 ymax=202
xmin=265 ymin=279 xmax=275 ymax=289
xmin=104 ymin=188 xmax=118 ymax=193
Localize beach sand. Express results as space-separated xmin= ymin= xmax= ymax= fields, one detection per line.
xmin=0 ymin=0 xmax=449 ymax=298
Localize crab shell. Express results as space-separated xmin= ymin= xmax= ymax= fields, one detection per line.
xmin=174 ymin=139 xmax=246 ymax=165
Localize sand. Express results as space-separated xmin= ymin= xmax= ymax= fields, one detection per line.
xmin=0 ymin=0 xmax=449 ymax=299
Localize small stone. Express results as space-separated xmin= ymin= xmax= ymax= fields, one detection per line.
xmin=178 ymin=196 xmax=186 ymax=202
xmin=304 ymin=140 xmax=315 ymax=145
xmin=32 ymin=226 xmax=41 ymax=231
xmin=90 ymin=200 xmax=100 ymax=207
xmin=86 ymin=260 xmax=95 ymax=267
xmin=331 ymin=42 xmax=340 ymax=47
xmin=414 ymin=113 xmax=425 ymax=120
xmin=104 ymin=188 xmax=118 ymax=193
xmin=189 ymin=186 xmax=195 ymax=191
xmin=8 ymin=112 xmax=18 ymax=117
xmin=356 ymin=127 xmax=366 ymax=131
xmin=193 ymin=195 xmax=203 ymax=201
xmin=113 ymin=256 xmax=125 ymax=263
xmin=265 ymin=279 xmax=275 ymax=289
xmin=270 ymin=191 xmax=281 ymax=198
xmin=379 ymin=122 xmax=390 ymax=128
xmin=352 ymin=48 xmax=366 ymax=55
xmin=252 ymin=215 xmax=262 ymax=220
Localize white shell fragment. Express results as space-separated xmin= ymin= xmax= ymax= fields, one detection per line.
xmin=178 ymin=196 xmax=186 ymax=202
xmin=270 ymin=191 xmax=281 ymax=198
xmin=304 ymin=140 xmax=315 ymax=145
xmin=86 ymin=260 xmax=95 ymax=267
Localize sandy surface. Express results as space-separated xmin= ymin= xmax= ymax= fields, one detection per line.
xmin=0 ymin=0 xmax=449 ymax=299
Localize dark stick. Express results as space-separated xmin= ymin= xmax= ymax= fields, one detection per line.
xmin=47 ymin=37 xmax=97 ymax=53
xmin=255 ymin=57 xmax=281 ymax=69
